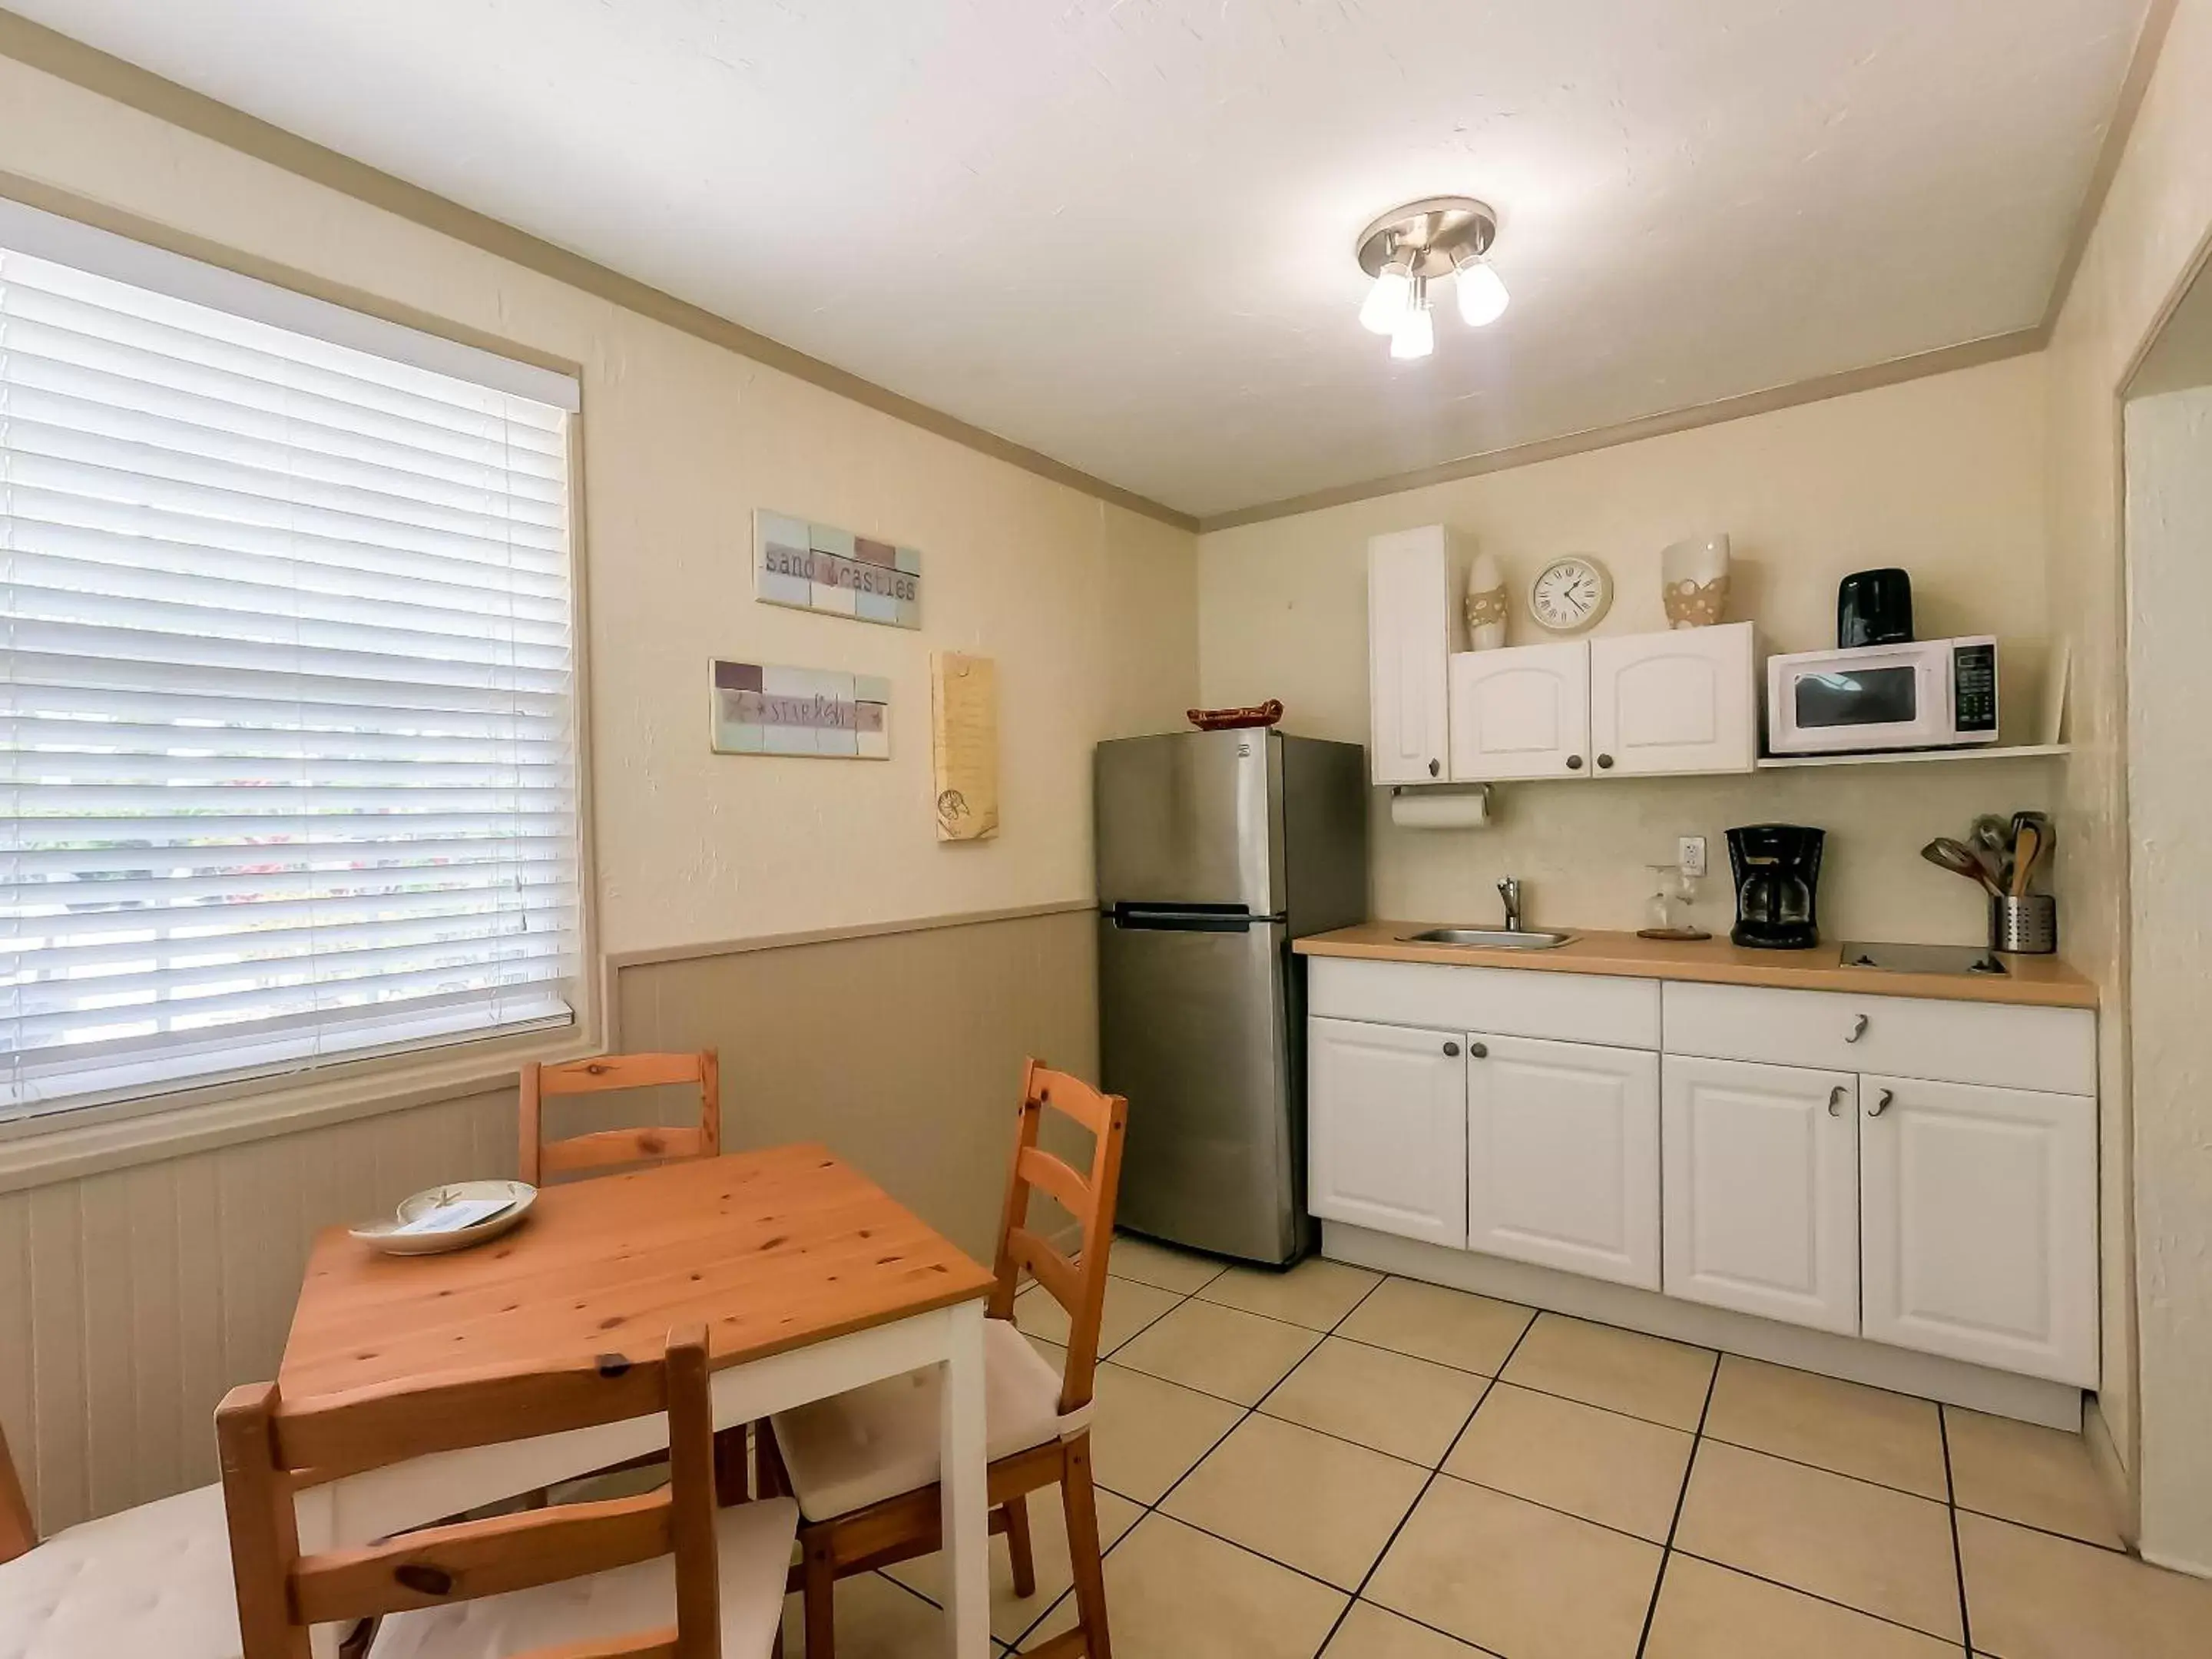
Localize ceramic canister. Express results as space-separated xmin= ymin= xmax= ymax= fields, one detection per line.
xmin=1465 ymin=551 xmax=1508 ymax=648
xmin=1661 ymin=535 xmax=1731 ymax=628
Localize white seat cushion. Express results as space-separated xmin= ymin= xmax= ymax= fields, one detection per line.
xmin=0 ymin=1482 xmax=240 ymax=1659
xmin=770 ymin=1316 xmax=1091 ymax=1522
xmin=369 ymin=1494 xmax=796 ymax=1659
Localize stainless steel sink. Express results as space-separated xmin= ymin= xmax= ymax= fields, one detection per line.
xmin=1400 ymin=927 xmax=1575 ymax=949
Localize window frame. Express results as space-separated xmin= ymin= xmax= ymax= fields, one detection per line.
xmin=0 ymin=191 xmax=603 ymax=1174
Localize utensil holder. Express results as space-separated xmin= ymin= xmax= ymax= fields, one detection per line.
xmin=1991 ymin=893 xmax=2057 ymax=955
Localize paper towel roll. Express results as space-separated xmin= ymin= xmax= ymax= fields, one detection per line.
xmin=1389 ymin=786 xmax=1492 ymax=830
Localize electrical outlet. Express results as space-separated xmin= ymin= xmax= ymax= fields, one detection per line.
xmin=1678 ymin=836 xmax=1708 ymax=879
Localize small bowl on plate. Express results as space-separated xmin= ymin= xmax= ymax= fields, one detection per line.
xmin=350 ymin=1180 xmax=538 ymax=1257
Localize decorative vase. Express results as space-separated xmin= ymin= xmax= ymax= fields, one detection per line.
xmin=1661 ymin=535 xmax=1731 ymax=628
xmin=1464 ymin=551 xmax=1508 ymax=649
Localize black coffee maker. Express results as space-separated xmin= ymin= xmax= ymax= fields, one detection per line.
xmin=1727 ymin=825 xmax=1825 ymax=950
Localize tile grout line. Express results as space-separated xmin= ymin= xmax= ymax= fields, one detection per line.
xmin=1631 ymin=1349 xmax=1722 ymax=1659
xmin=1001 ymin=1254 xmax=1250 ymax=1651
xmin=929 ymin=1250 xmax=2092 ymax=1658
xmin=1304 ymin=1305 xmax=1544 ymax=1658
xmin=1941 ymin=1407 xmax=1975 ymax=1655
xmin=1008 ymin=1260 xmax=1398 ymax=1654
xmin=1069 ymin=1253 xmax=2097 ymax=1655
xmin=1688 ymin=1430 xmax=1952 ymax=1506
xmin=1660 ymin=1547 xmax=1986 ymax=1647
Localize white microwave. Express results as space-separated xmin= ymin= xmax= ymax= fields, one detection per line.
xmin=1766 ymin=637 xmax=1999 ymax=756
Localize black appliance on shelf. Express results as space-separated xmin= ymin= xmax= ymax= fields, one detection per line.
xmin=1836 ymin=568 xmax=1914 ymax=647
xmin=1727 ymin=824 xmax=1826 ymax=950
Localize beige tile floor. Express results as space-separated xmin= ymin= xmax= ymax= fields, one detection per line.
xmin=792 ymin=1236 xmax=2212 ymax=1658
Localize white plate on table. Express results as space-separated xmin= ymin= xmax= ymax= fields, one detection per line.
xmin=349 ymin=1180 xmax=538 ymax=1257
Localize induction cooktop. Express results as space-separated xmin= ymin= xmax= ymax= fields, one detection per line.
xmin=1838 ymin=942 xmax=2008 ymax=976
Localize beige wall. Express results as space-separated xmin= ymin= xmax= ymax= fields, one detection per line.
xmin=0 ymin=1087 xmax=519 ymax=1530
xmin=614 ymin=910 xmax=1097 ymax=1265
xmin=0 ymin=911 xmax=1093 ymax=1534
xmin=2040 ymin=0 xmax=2212 ymax=1564
xmin=0 ymin=55 xmax=1199 ymax=960
xmin=1197 ymin=356 xmax=2056 ymax=945
xmin=0 ymin=54 xmax=1191 ymax=1531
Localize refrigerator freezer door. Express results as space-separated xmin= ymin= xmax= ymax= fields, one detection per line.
xmin=1098 ymin=912 xmax=1303 ymax=1263
xmin=1094 ymin=730 xmax=1283 ymax=914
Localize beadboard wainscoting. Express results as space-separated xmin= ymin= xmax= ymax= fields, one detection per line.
xmin=0 ymin=904 xmax=1097 ymax=1535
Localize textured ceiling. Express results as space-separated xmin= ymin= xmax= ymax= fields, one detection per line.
xmin=10 ymin=0 xmax=2153 ymax=518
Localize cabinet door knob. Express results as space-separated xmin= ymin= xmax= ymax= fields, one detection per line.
xmin=1869 ymin=1088 xmax=1895 ymax=1117
xmin=1846 ymin=1014 xmax=1869 ymax=1043
xmin=1429 ymin=757 xmax=1441 ymax=777
xmin=1442 ymin=1041 xmax=1460 ymax=1058
xmin=1468 ymin=1041 xmax=1488 ymax=1059
xmin=1827 ymin=1085 xmax=1846 ymax=1117
xmin=1565 ymin=755 xmax=1584 ymax=771
xmin=1597 ymin=753 xmax=1614 ymax=770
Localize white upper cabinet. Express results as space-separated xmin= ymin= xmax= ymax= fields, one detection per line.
xmin=1589 ymin=622 xmax=1757 ymax=776
xmin=1366 ymin=526 xmax=1456 ymax=785
xmin=1308 ymin=1016 xmax=1469 ymax=1248
xmin=1465 ymin=1033 xmax=1661 ymax=1288
xmin=1366 ymin=527 xmax=1757 ymax=786
xmin=1661 ymin=1055 xmax=1861 ymax=1334
xmin=1447 ymin=641 xmax=1591 ymax=781
xmin=1859 ymin=1075 xmax=2099 ymax=1386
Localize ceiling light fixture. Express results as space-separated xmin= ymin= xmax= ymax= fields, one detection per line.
xmin=1359 ymin=247 xmax=1416 ymax=335
xmin=1356 ymin=197 xmax=1507 ymax=356
xmin=1390 ymin=276 xmax=1435 ymax=359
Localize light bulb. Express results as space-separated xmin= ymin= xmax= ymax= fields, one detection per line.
xmin=1359 ymin=254 xmax=1414 ymax=335
xmin=1455 ymin=255 xmax=1509 ymax=326
xmin=1389 ymin=295 xmax=1434 ymax=360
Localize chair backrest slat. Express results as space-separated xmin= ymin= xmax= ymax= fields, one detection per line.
xmin=540 ymin=1126 xmax=712 ymax=1179
xmin=988 ymin=1060 xmax=1129 ymax=1416
xmin=291 ymin=1492 xmax=671 ymax=1624
xmin=1005 ymin=1227 xmax=1083 ymax=1311
xmin=521 ymin=1050 xmax=720 ymax=1186
xmin=0 ymin=1423 xmax=34 ymax=1565
xmin=273 ymin=1349 xmax=671 ymax=1485
xmin=1013 ymin=1146 xmax=1091 ymax=1222
xmin=529 ymin=1635 xmax=679 ymax=1659
xmin=219 ymin=1325 xmax=724 ymax=1659
xmin=530 ymin=1635 xmax=678 ymax=1659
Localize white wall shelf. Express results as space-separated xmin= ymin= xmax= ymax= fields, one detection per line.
xmin=1754 ymin=742 xmax=2069 ymax=770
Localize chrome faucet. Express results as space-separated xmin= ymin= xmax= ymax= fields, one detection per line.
xmin=1497 ymin=876 xmax=1523 ymax=932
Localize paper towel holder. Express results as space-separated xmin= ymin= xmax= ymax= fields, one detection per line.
xmin=1388 ymin=782 xmax=1494 ymax=830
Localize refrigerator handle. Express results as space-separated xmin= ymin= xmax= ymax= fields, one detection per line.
xmin=1108 ymin=903 xmax=1270 ymax=932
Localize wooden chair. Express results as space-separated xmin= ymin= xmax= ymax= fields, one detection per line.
xmin=1 ymin=1418 xmax=244 ymax=1658
xmin=521 ymin=1048 xmax=750 ymax=1503
xmin=216 ymin=1326 xmax=797 ymax=1659
xmin=760 ymin=1059 xmax=1128 ymax=1659
xmin=520 ymin=1050 xmax=721 ymax=1185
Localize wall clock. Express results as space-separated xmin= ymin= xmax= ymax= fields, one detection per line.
xmin=1528 ymin=555 xmax=1614 ymax=633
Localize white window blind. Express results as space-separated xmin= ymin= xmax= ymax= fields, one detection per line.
xmin=0 ymin=225 xmax=581 ymax=1124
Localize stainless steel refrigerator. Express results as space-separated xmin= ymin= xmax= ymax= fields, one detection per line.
xmin=1094 ymin=729 xmax=1366 ymax=1265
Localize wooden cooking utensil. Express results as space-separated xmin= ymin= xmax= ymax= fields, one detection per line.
xmin=1971 ymin=815 xmax=2013 ymax=888
xmin=2010 ymin=823 xmax=2041 ymax=899
xmin=1923 ymin=837 xmax=2005 ymax=898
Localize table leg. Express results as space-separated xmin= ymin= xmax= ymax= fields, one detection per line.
xmin=938 ymin=1298 xmax=989 ymax=1658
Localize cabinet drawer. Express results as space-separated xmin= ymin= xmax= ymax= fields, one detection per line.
xmin=1309 ymin=957 xmax=1659 ymax=1048
xmin=1662 ymin=982 xmax=2094 ymax=1095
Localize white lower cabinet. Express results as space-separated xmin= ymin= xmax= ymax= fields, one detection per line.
xmin=1661 ymin=1056 xmax=1860 ymax=1334
xmin=1859 ymin=1075 xmax=2100 ymax=1386
xmin=1303 ymin=962 xmax=2098 ymax=1389
xmin=1307 ymin=1017 xmax=1468 ymax=1248
xmin=1467 ymin=1035 xmax=1661 ymax=1289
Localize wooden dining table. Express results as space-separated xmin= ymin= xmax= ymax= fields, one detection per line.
xmin=276 ymin=1143 xmax=999 ymax=1657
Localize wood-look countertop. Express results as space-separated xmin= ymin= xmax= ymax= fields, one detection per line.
xmin=1293 ymin=922 xmax=2098 ymax=1010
